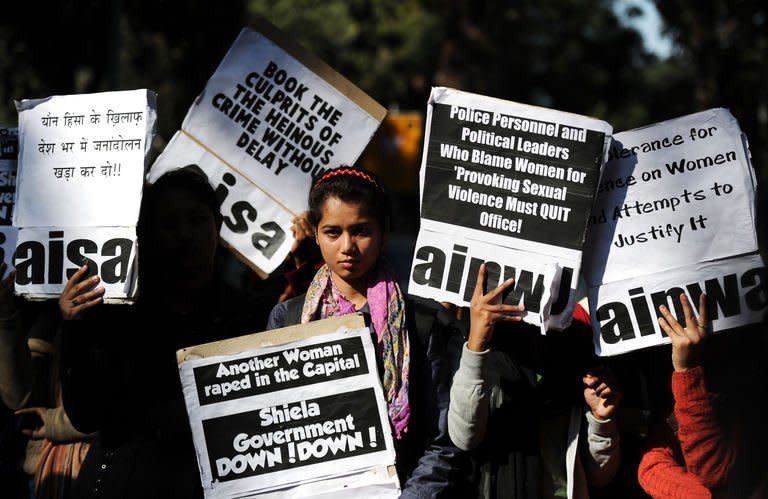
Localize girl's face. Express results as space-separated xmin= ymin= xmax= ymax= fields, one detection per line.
xmin=315 ymin=196 xmax=384 ymax=289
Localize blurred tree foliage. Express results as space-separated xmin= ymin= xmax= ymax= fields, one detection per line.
xmin=243 ymin=0 xmax=656 ymax=129
xmin=651 ymin=0 xmax=768 ymax=238
xmin=0 ymin=0 xmax=764 ymax=230
xmin=0 ymin=1 xmax=761 ymax=137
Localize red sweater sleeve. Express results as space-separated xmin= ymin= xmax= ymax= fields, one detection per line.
xmin=638 ymin=422 xmax=712 ymax=499
xmin=672 ymin=366 xmax=736 ymax=490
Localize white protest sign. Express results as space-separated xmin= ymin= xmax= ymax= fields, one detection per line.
xmin=409 ymin=87 xmax=612 ymax=329
xmin=0 ymin=127 xmax=19 ymax=271
xmin=409 ymin=229 xmax=573 ymax=329
xmin=584 ymin=109 xmax=764 ymax=356
xmin=584 ymin=108 xmax=758 ymax=286
xmin=14 ymin=89 xmax=156 ymax=299
xmin=15 ymin=90 xmax=155 ymax=227
xmin=13 ymin=227 xmax=137 ymax=297
xmin=149 ymin=21 xmax=386 ymax=274
xmin=151 ymin=131 xmax=295 ymax=272
xmin=178 ymin=316 xmax=398 ymax=498
xmin=589 ymin=254 xmax=765 ymax=356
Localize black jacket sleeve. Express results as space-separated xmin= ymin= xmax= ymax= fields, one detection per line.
xmin=399 ymin=297 xmax=472 ymax=498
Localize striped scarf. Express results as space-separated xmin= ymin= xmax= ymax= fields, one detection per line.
xmin=301 ymin=263 xmax=411 ymax=439
xmin=34 ymin=440 xmax=90 ymax=499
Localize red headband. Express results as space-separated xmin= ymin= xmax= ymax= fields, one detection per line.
xmin=312 ymin=167 xmax=381 ymax=191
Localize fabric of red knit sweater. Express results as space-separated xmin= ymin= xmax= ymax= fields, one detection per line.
xmin=637 ymin=366 xmax=736 ymax=498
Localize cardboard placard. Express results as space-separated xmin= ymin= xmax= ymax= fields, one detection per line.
xmin=409 ymin=87 xmax=612 ymax=330
xmin=150 ymin=20 xmax=386 ymax=274
xmin=584 ymin=109 xmax=764 ymax=356
xmin=178 ymin=314 xmax=399 ymax=498
xmin=13 ymin=90 xmax=156 ymax=300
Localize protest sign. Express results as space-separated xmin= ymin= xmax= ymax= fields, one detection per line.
xmin=583 ymin=109 xmax=765 ymax=356
xmin=0 ymin=127 xmax=18 ymax=271
xmin=409 ymin=87 xmax=612 ymax=329
xmin=150 ymin=20 xmax=386 ymax=274
xmin=178 ymin=315 xmax=399 ymax=498
xmin=14 ymin=90 xmax=156 ymax=300
xmin=590 ymin=254 xmax=765 ymax=356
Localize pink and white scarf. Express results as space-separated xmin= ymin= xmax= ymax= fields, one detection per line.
xmin=301 ymin=262 xmax=411 ymax=438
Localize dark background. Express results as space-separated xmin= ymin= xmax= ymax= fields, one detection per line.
xmin=0 ymin=0 xmax=765 ymax=249
xmin=1 ymin=3 xmax=766 ymax=496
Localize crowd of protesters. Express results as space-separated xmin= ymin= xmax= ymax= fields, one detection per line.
xmin=1 ymin=164 xmax=767 ymax=499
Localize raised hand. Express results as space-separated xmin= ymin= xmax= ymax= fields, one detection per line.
xmin=467 ymin=263 xmax=525 ymax=352
xmin=583 ymin=367 xmax=621 ymax=420
xmin=58 ymin=265 xmax=105 ymax=320
xmin=658 ymin=293 xmax=708 ymax=372
xmin=290 ymin=211 xmax=314 ymax=252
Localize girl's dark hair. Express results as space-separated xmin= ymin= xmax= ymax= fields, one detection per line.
xmin=137 ymin=165 xmax=222 ymax=288
xmin=308 ymin=166 xmax=391 ymax=230
xmin=138 ymin=164 xmax=222 ymax=236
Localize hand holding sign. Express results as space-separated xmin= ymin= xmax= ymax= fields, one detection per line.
xmin=467 ymin=263 xmax=525 ymax=352
xmin=585 ymin=109 xmax=763 ymax=357
xmin=658 ymin=293 xmax=708 ymax=372
xmin=58 ymin=264 xmax=105 ymax=320
xmin=409 ymin=87 xmax=613 ymax=331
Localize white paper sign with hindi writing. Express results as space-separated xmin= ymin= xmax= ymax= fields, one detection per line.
xmin=409 ymin=87 xmax=612 ymax=330
xmin=13 ymin=89 xmax=156 ymax=299
xmin=584 ymin=109 xmax=764 ymax=356
xmin=15 ymin=90 xmax=156 ymax=228
xmin=149 ymin=21 xmax=386 ymax=274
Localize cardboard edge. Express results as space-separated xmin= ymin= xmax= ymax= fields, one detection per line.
xmin=176 ymin=313 xmax=366 ymax=363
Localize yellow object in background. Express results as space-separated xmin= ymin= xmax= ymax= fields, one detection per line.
xmin=361 ymin=111 xmax=423 ymax=195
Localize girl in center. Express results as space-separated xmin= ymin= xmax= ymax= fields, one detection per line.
xmin=267 ymin=166 xmax=469 ymax=498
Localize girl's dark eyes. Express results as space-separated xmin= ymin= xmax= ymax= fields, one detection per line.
xmin=322 ymin=225 xmax=373 ymax=237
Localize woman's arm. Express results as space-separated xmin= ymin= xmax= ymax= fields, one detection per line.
xmin=581 ymin=367 xmax=622 ymax=487
xmin=15 ymin=405 xmax=92 ymax=442
xmin=658 ymin=293 xmax=736 ymax=489
xmin=672 ymin=367 xmax=735 ymax=490
xmin=400 ymin=299 xmax=470 ymax=498
xmin=58 ymin=266 xmax=110 ymax=433
xmin=638 ymin=421 xmax=712 ymax=499
xmin=448 ymin=344 xmax=491 ymax=451
xmin=0 ymin=264 xmax=32 ymax=409
xmin=448 ymin=264 xmax=523 ymax=450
